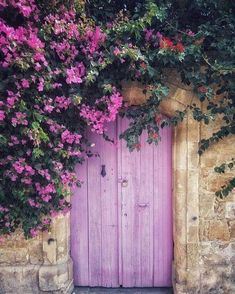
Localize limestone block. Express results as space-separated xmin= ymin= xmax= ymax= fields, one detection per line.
xmin=28 ymin=240 xmax=43 ymax=264
xmin=226 ymin=202 xmax=235 ymax=219
xmin=199 ymin=193 xmax=215 ymax=219
xmin=229 ymin=221 xmax=235 ymax=239
xmin=0 ymin=248 xmax=28 ymax=265
xmin=39 ymin=258 xmax=73 ymax=292
xmin=121 ymin=80 xmax=148 ymax=105
xmin=187 ymin=142 xmax=200 ymax=169
xmin=187 ymin=116 xmax=200 ymax=143
xmin=0 ymin=265 xmax=40 ymax=294
xmin=42 ymin=214 xmax=70 ymax=265
xmin=174 ymin=243 xmax=187 ymax=271
xmin=200 ymin=220 xmax=230 ymax=241
xmin=187 ymin=226 xmax=199 ymax=243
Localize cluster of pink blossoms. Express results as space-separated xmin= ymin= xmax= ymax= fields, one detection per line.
xmin=61 ymin=130 xmax=81 ymax=144
xmin=0 ymin=2 xmax=123 ymax=239
xmin=0 ymin=0 xmax=39 ymax=18
xmin=80 ymin=90 xmax=123 ymax=134
xmin=66 ymin=62 xmax=86 ymax=84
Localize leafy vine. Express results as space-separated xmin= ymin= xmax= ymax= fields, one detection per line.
xmin=0 ymin=0 xmax=234 ymax=238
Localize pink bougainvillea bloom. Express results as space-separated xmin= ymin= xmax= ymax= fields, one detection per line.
xmin=66 ymin=62 xmax=85 ymax=84
xmin=21 ymin=79 xmax=29 ymax=88
xmin=198 ymin=86 xmax=208 ymax=93
xmin=55 ymin=96 xmax=71 ymax=109
xmin=20 ymin=5 xmax=32 ymax=17
xmin=11 ymin=112 xmax=28 ymax=126
xmin=156 ymin=31 xmax=163 ymax=39
xmin=41 ymin=195 xmax=52 ymax=202
xmin=37 ymin=78 xmax=44 ymax=92
xmin=0 ymin=110 xmax=5 ymax=121
xmin=144 ymin=28 xmax=154 ymax=42
xmin=25 ymin=165 xmax=35 ymax=175
xmin=61 ymin=130 xmax=81 ymax=144
xmin=21 ymin=178 xmax=32 ymax=185
xmin=12 ymin=161 xmax=24 ymax=174
xmin=186 ymin=30 xmax=195 ymax=37
xmin=113 ymin=47 xmax=121 ymax=56
xmin=10 ymin=174 xmax=18 ymax=181
xmin=42 ymin=218 xmax=50 ymax=225
xmin=30 ymin=228 xmax=39 ymax=238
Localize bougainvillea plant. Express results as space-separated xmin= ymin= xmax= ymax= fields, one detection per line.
xmin=0 ymin=0 xmax=234 ymax=238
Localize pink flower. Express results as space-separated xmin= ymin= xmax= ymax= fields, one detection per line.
xmin=186 ymin=30 xmax=195 ymax=37
xmin=21 ymin=79 xmax=29 ymax=88
xmin=80 ymin=90 xmax=123 ymax=134
xmin=50 ymin=210 xmax=59 ymax=218
xmin=10 ymin=174 xmax=18 ymax=181
xmin=37 ymin=78 xmax=44 ymax=92
xmin=66 ymin=62 xmax=85 ymax=84
xmin=27 ymin=33 xmax=44 ymax=49
xmin=38 ymin=169 xmax=51 ymax=180
xmin=44 ymin=105 xmax=54 ymax=113
xmin=30 ymin=228 xmax=39 ymax=238
xmin=0 ymin=110 xmax=5 ymax=121
xmin=25 ymin=165 xmax=35 ymax=175
xmin=41 ymin=195 xmax=52 ymax=202
xmin=61 ymin=130 xmax=81 ymax=144
xmin=28 ymin=199 xmax=41 ymax=208
xmin=11 ymin=112 xmax=28 ymax=126
xmin=144 ymin=29 xmax=154 ymax=42
xmin=20 ymin=5 xmax=32 ymax=17
xmin=55 ymin=96 xmax=71 ymax=109
xmin=12 ymin=161 xmax=24 ymax=174
xmin=21 ymin=178 xmax=32 ymax=185
xmin=113 ymin=47 xmax=121 ymax=56
xmin=61 ymin=171 xmax=77 ymax=187
xmin=42 ymin=218 xmax=50 ymax=225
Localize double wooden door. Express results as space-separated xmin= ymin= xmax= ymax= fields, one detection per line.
xmin=71 ymin=118 xmax=173 ymax=287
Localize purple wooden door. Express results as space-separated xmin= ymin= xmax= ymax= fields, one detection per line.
xmin=71 ymin=118 xmax=172 ymax=287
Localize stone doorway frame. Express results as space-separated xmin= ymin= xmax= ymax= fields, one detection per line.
xmin=122 ymin=81 xmax=201 ymax=293
xmin=37 ymin=82 xmax=201 ymax=294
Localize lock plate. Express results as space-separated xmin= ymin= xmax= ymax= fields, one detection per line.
xmin=121 ymin=179 xmax=128 ymax=187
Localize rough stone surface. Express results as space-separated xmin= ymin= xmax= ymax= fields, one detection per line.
xmin=0 ymin=215 xmax=72 ymax=293
xmin=0 ymin=81 xmax=235 ymax=293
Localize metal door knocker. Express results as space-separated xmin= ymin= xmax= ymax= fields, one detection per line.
xmin=101 ymin=165 xmax=106 ymax=177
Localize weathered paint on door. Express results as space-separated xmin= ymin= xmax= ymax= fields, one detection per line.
xmin=71 ymin=118 xmax=173 ymax=288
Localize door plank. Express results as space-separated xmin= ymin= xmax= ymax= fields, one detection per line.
xmin=153 ymin=127 xmax=173 ymax=286
xmin=87 ymin=132 xmax=103 ymax=286
xmin=71 ymin=161 xmax=89 ymax=286
xmin=139 ymin=131 xmax=154 ymax=286
xmin=100 ymin=124 xmax=119 ymax=287
xmin=120 ymin=118 xmax=142 ymax=287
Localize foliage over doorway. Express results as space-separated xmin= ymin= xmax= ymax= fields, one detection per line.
xmin=0 ymin=0 xmax=234 ymax=238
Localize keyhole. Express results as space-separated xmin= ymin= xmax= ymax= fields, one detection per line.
xmin=101 ymin=165 xmax=106 ymax=177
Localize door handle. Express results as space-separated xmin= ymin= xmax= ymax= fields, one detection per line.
xmin=137 ymin=203 xmax=149 ymax=207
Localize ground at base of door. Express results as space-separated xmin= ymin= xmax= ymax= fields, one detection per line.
xmin=73 ymin=287 xmax=173 ymax=294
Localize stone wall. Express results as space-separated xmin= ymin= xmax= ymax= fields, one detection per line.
xmin=0 ymin=214 xmax=73 ymax=293
xmin=0 ymin=80 xmax=234 ymax=294
xmin=199 ymin=119 xmax=235 ymax=294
